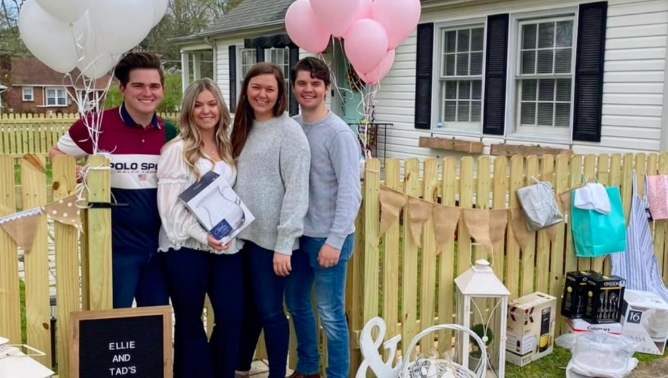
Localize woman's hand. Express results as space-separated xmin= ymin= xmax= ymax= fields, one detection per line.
xmin=207 ymin=235 xmax=231 ymax=251
xmin=273 ymin=252 xmax=292 ymax=276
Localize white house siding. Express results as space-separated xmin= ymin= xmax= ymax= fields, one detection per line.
xmin=373 ymin=0 xmax=668 ymax=165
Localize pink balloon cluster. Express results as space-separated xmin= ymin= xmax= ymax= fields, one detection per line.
xmin=285 ymin=0 xmax=421 ymax=85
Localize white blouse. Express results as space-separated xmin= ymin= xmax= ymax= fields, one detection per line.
xmin=156 ymin=138 xmax=240 ymax=255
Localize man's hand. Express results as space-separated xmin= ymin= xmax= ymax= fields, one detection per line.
xmin=318 ymin=243 xmax=341 ymax=268
xmin=273 ymin=252 xmax=292 ymax=276
xmin=207 ymin=235 xmax=231 ymax=252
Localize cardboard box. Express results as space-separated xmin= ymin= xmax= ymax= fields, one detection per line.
xmin=583 ymin=273 xmax=626 ymax=324
xmin=620 ymin=290 xmax=668 ymax=355
xmin=506 ymin=292 xmax=557 ymax=367
xmin=561 ymin=271 xmax=596 ymax=319
xmin=564 ymin=317 xmax=623 ymax=335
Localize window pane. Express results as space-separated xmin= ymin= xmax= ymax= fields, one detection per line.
xmin=556 ymin=79 xmax=571 ymax=102
xmin=555 ymin=103 xmax=571 ymax=127
xmin=456 ymin=53 xmax=469 ymax=76
xmin=471 ymin=101 xmax=481 ymax=122
xmin=58 ymin=97 xmax=67 ymax=105
xmin=445 ymin=31 xmax=457 ymax=53
xmin=537 ymin=103 xmax=554 ymax=126
xmin=444 ymin=54 xmax=455 ymax=76
xmin=458 ymin=81 xmax=470 ymax=99
xmin=538 ymin=22 xmax=555 ymax=48
xmin=47 ymin=98 xmax=55 ymax=105
xmin=521 ymin=102 xmax=536 ymax=124
xmin=537 ymin=50 xmax=554 ymax=74
xmin=445 ymin=81 xmax=457 ymax=99
xmin=471 ymin=80 xmax=482 ymax=100
xmin=521 ymin=51 xmax=536 ymax=74
xmin=471 ymin=28 xmax=484 ymax=51
xmin=470 ymin=52 xmax=483 ymax=75
xmin=457 ymin=30 xmax=470 ymax=52
xmin=522 ymin=24 xmax=537 ymax=49
xmin=444 ymin=101 xmax=456 ymax=121
xmin=556 ymin=21 xmax=573 ymax=47
xmin=555 ymin=48 xmax=572 ymax=73
xmin=538 ymin=79 xmax=555 ymax=101
xmin=457 ymin=101 xmax=470 ymax=122
xmin=522 ymin=80 xmax=537 ymax=101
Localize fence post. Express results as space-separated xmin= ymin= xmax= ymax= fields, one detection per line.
xmin=0 ymin=154 xmax=21 ymax=344
xmin=52 ymin=155 xmax=80 ymax=377
xmin=85 ymin=155 xmax=113 ymax=310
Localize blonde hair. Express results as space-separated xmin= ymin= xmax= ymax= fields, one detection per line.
xmin=178 ymin=78 xmax=235 ymax=180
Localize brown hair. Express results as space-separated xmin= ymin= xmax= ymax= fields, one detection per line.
xmin=175 ymin=78 xmax=235 ymax=180
xmin=114 ymin=52 xmax=164 ymax=87
xmin=231 ymin=62 xmax=288 ymax=158
xmin=291 ymin=56 xmax=331 ymax=87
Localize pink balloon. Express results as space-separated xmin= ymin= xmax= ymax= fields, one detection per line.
xmin=285 ymin=0 xmax=331 ymax=54
xmin=372 ymin=0 xmax=422 ymax=50
xmin=344 ymin=19 xmax=389 ymax=74
xmin=310 ymin=0 xmax=363 ymax=38
xmin=355 ymin=0 xmax=373 ymax=19
xmin=357 ymin=49 xmax=395 ymax=84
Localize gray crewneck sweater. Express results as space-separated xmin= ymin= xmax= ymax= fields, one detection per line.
xmin=234 ymin=114 xmax=311 ymax=255
xmin=293 ymin=111 xmax=361 ymax=249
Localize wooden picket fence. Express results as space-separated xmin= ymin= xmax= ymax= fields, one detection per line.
xmin=0 ymin=112 xmax=180 ymax=158
xmin=5 ymin=151 xmax=668 ymax=377
xmin=345 ymin=153 xmax=668 ymax=373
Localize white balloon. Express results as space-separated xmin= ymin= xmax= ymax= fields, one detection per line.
xmin=35 ymin=0 xmax=93 ymax=24
xmin=88 ymin=0 xmax=155 ymax=54
xmin=76 ymin=18 xmax=119 ymax=80
xmin=152 ymin=0 xmax=169 ymax=27
xmin=18 ymin=1 xmax=87 ymax=73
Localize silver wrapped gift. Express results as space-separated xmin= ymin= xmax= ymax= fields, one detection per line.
xmin=516 ymin=179 xmax=563 ymax=231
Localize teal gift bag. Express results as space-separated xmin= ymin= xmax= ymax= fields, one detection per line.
xmin=571 ymin=185 xmax=626 ymax=258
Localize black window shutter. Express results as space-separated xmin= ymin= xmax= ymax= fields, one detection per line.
xmin=256 ymin=47 xmax=265 ymax=62
xmin=414 ymin=23 xmax=434 ymax=130
xmin=573 ymin=2 xmax=607 ymax=142
xmin=482 ymin=14 xmax=509 ymax=135
xmin=288 ymin=46 xmax=300 ymax=116
xmin=228 ymin=45 xmax=237 ymax=113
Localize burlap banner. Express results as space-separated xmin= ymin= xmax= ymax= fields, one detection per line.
xmin=0 ymin=207 xmax=43 ymax=252
xmin=45 ymin=194 xmax=83 ymax=232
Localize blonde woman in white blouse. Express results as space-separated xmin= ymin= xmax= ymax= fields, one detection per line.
xmin=156 ymin=78 xmax=241 ymax=378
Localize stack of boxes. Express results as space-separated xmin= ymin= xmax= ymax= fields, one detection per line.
xmin=561 ymin=271 xmax=625 ymax=335
xmin=559 ymin=271 xmax=668 ymax=356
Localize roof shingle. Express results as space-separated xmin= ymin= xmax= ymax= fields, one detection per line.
xmin=203 ymin=0 xmax=294 ymax=35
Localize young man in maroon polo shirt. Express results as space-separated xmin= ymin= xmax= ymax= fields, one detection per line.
xmin=49 ymin=52 xmax=177 ymax=309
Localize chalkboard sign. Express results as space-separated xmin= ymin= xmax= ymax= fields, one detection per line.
xmin=69 ymin=306 xmax=172 ymax=378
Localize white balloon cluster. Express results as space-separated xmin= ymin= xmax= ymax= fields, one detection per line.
xmin=18 ymin=0 xmax=169 ymax=79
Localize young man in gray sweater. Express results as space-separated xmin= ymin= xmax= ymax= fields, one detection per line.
xmin=285 ymin=57 xmax=362 ymax=378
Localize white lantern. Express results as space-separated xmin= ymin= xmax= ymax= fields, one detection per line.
xmin=454 ymin=252 xmax=510 ymax=378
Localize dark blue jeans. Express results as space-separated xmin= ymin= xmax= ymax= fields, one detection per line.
xmin=236 ymin=242 xmax=289 ymax=378
xmin=112 ymin=251 xmax=169 ymax=308
xmin=163 ymin=247 xmax=244 ymax=378
xmin=285 ymin=235 xmax=354 ymax=378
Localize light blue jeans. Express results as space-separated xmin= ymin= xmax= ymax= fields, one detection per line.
xmin=285 ymin=234 xmax=354 ymax=378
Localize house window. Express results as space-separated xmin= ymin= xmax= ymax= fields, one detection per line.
xmin=240 ymin=48 xmax=256 ymax=86
xmin=435 ymin=25 xmax=485 ymax=133
xmin=513 ymin=17 xmax=575 ymax=138
xmin=22 ymin=87 xmax=33 ymax=102
xmin=46 ymin=88 xmax=67 ymax=106
xmin=265 ymin=47 xmax=291 ymax=104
